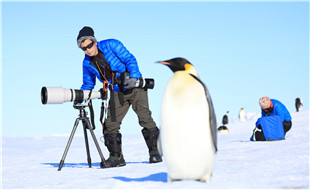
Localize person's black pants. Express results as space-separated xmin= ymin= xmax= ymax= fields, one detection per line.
xmin=283 ymin=120 xmax=292 ymax=134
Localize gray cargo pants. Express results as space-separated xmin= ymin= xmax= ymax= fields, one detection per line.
xmin=103 ymin=88 xmax=157 ymax=134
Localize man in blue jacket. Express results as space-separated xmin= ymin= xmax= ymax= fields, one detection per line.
xmin=76 ymin=26 xmax=162 ymax=168
xmin=253 ymin=97 xmax=292 ymax=141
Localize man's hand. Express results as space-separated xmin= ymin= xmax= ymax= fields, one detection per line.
xmin=124 ymin=78 xmax=137 ymax=89
xmin=99 ymin=88 xmax=108 ymax=100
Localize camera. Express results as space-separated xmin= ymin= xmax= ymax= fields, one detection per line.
xmin=41 ymin=86 xmax=104 ymax=104
xmin=122 ymin=72 xmax=154 ymax=89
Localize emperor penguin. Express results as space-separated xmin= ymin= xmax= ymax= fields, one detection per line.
xmin=157 ymin=57 xmax=217 ymax=183
xmin=295 ymin=98 xmax=303 ymax=112
xmin=222 ymin=111 xmax=229 ymax=125
xmin=239 ymin=108 xmax=246 ymax=122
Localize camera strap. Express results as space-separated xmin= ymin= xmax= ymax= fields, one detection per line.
xmin=86 ymin=90 xmax=96 ymax=130
xmin=88 ymin=100 xmax=96 ymax=130
xmin=117 ymin=72 xmax=126 ymax=106
xmin=100 ymin=100 xmax=108 ymax=126
xmin=100 ymin=81 xmax=109 ymax=126
xmin=93 ymin=58 xmax=118 ymax=122
xmin=92 ymin=53 xmax=127 ymax=123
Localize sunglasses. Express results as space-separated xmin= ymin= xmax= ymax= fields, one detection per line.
xmin=81 ymin=41 xmax=94 ymax=51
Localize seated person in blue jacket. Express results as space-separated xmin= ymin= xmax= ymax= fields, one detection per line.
xmin=253 ymin=97 xmax=292 ymax=141
xmin=76 ymin=26 xmax=162 ymax=168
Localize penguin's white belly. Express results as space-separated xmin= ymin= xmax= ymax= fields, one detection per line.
xmin=161 ymin=73 xmax=215 ymax=181
xmin=239 ymin=111 xmax=246 ymax=122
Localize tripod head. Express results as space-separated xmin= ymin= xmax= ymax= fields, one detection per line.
xmin=73 ymin=95 xmax=95 ymax=110
xmin=73 ymin=99 xmax=96 ymax=131
xmin=73 ymin=103 xmax=88 ymax=110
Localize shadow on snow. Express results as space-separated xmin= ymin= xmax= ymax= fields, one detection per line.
xmin=112 ymin=172 xmax=168 ymax=182
xmin=42 ymin=162 xmax=167 ymax=182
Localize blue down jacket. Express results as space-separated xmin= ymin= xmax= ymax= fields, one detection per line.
xmin=261 ymin=99 xmax=292 ymax=122
xmin=80 ymin=39 xmax=142 ymax=92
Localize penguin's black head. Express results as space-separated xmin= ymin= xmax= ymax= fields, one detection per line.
xmin=157 ymin=57 xmax=192 ymax=73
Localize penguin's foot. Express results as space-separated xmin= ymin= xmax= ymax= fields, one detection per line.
xmin=200 ymin=172 xmax=211 ymax=183
xmin=149 ymin=154 xmax=162 ymax=163
xmin=167 ymin=176 xmax=182 ymax=182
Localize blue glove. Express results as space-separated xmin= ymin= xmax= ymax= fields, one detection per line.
xmin=124 ymin=78 xmax=137 ymax=89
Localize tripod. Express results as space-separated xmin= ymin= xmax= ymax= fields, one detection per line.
xmin=58 ymin=104 xmax=106 ymax=171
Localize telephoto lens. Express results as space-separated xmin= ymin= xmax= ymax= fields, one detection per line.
xmin=41 ymin=86 xmax=102 ymax=104
xmin=135 ymin=78 xmax=155 ymax=89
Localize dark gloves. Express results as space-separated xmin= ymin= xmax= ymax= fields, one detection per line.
xmin=124 ymin=78 xmax=137 ymax=89
xmin=99 ymin=88 xmax=108 ymax=100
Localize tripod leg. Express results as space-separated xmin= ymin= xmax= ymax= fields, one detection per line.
xmin=58 ymin=118 xmax=80 ymax=171
xmin=84 ymin=118 xmax=106 ymax=168
xmin=82 ymin=121 xmax=92 ymax=168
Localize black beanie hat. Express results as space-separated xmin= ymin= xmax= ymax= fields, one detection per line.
xmin=77 ymin=26 xmax=97 ymax=48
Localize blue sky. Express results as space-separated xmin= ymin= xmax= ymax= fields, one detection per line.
xmin=1 ymin=1 xmax=309 ymax=136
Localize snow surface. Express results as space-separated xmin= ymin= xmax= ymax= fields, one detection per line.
xmin=2 ymin=110 xmax=309 ymax=189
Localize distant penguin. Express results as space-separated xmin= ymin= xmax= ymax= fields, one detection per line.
xmin=295 ymin=98 xmax=303 ymax=112
xmin=217 ymin=125 xmax=229 ymax=134
xmin=158 ymin=57 xmax=217 ymax=183
xmin=239 ymin=108 xmax=246 ymax=122
xmin=222 ymin=111 xmax=229 ymax=125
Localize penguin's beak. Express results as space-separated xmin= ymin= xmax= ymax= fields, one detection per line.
xmin=156 ymin=61 xmax=170 ymax=66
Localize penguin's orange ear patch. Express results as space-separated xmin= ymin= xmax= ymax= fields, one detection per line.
xmin=184 ymin=63 xmax=192 ymax=71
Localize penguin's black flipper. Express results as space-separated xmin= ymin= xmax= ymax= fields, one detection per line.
xmin=189 ymin=74 xmax=218 ymax=152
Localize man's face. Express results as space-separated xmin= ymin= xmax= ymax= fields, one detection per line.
xmin=80 ymin=39 xmax=98 ymax=57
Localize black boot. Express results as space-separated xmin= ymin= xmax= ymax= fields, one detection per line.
xmin=142 ymin=128 xmax=162 ymax=163
xmin=102 ymin=133 xmax=126 ymax=168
